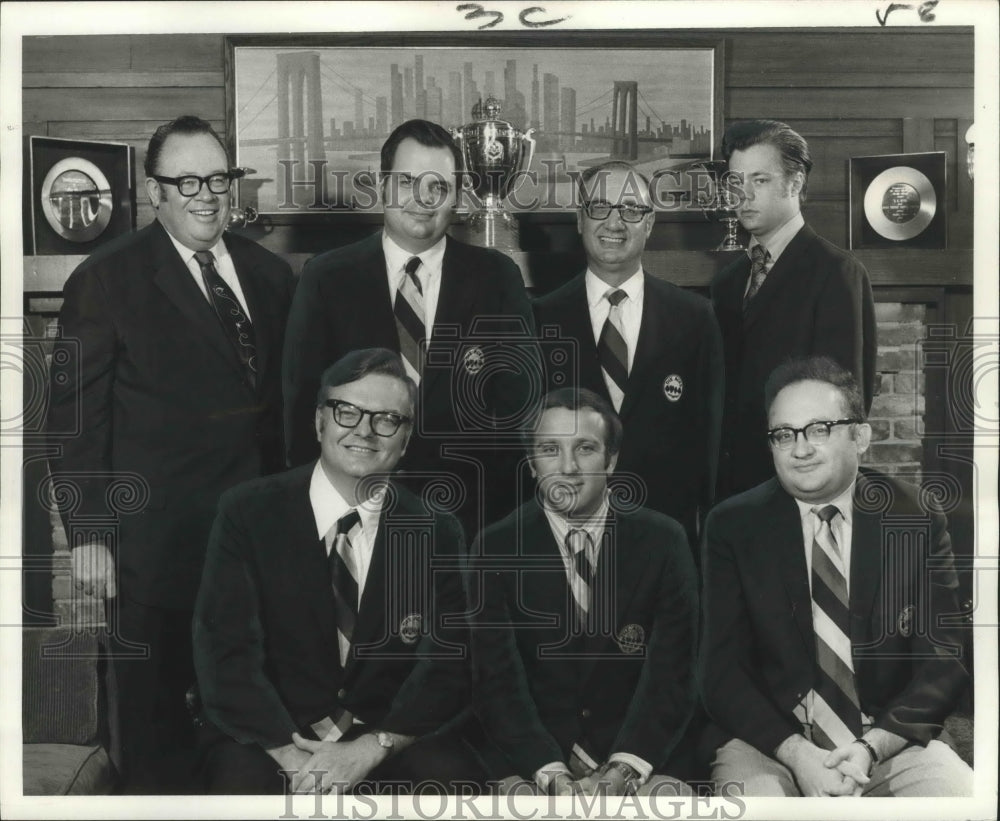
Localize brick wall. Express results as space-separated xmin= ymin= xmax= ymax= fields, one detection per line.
xmin=864 ymin=302 xmax=927 ymax=485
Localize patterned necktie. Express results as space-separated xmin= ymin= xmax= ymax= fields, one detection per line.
xmin=809 ymin=504 xmax=862 ymax=749
xmin=394 ymin=256 xmax=425 ymax=384
xmin=566 ymin=528 xmax=595 ymax=633
xmin=326 ymin=509 xmax=362 ymax=668
xmin=743 ymin=244 xmax=771 ymax=308
xmin=597 ymin=288 xmax=628 ymax=411
xmin=193 ymin=250 xmax=257 ymax=387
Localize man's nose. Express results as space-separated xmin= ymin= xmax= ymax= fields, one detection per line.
xmin=354 ymin=413 xmax=377 ymax=437
xmin=605 ymin=206 xmax=626 ymax=227
xmin=559 ymin=449 xmax=579 ymax=474
xmin=791 ymin=430 xmax=814 ymax=457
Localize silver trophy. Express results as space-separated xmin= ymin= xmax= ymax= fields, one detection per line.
xmin=452 ymin=96 xmax=535 ymax=252
xmin=693 ymin=160 xmax=744 ymax=252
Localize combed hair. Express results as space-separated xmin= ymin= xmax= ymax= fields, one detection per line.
xmin=576 ymin=160 xmax=652 ymax=204
xmin=721 ymin=119 xmax=812 ymax=201
xmin=316 ymin=348 xmax=417 ymax=414
xmin=144 ymin=115 xmax=228 ymax=177
xmin=523 ymin=387 xmax=623 ymax=460
xmin=764 ymin=356 xmax=865 ymax=421
xmin=380 ymin=119 xmax=463 ymax=175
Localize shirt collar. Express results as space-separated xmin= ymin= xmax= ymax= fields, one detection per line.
xmin=585 ymin=268 xmax=644 ymax=310
xmin=747 ymin=211 xmax=804 ymax=264
xmin=309 ymin=461 xmax=386 ymax=541
xmin=542 ymin=494 xmax=611 ymax=551
xmin=382 ymin=231 xmax=446 ymax=281
xmin=163 ymin=226 xmax=229 ymax=266
xmin=793 ymin=479 xmax=856 ymax=530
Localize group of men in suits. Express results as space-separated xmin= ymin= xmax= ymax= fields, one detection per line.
xmin=46 ymin=111 xmax=970 ymax=798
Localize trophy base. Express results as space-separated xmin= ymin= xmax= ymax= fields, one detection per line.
xmin=456 ymin=209 xmax=521 ymax=254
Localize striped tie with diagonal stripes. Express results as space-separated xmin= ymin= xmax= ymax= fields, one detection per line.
xmin=566 ymin=528 xmax=594 ymax=634
xmin=597 ymin=288 xmax=628 ymax=411
xmin=809 ymin=504 xmax=862 ymax=749
xmin=326 ymin=509 xmax=362 ymax=669
xmin=394 ymin=255 xmax=425 ymax=384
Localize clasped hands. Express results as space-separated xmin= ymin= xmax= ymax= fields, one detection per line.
xmin=786 ymin=736 xmax=874 ymax=797
xmin=548 ymin=764 xmax=633 ymax=797
xmin=272 ymin=732 xmax=388 ymax=794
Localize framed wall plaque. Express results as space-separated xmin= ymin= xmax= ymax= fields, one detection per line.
xmin=849 ymin=151 xmax=946 ymax=249
xmin=24 ymin=136 xmax=136 ymax=255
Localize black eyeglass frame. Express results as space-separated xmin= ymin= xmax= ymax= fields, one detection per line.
xmin=767 ymin=418 xmax=862 ymax=449
xmin=582 ymin=200 xmax=655 ymax=223
xmin=150 ymin=169 xmax=244 ymax=197
xmin=322 ymin=399 xmax=411 ymax=437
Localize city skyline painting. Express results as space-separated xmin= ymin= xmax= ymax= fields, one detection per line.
xmin=231 ymin=41 xmax=717 ymax=216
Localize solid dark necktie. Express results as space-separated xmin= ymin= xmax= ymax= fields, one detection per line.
xmin=809 ymin=504 xmax=863 ymax=749
xmin=193 ymin=250 xmax=257 ymax=386
xmin=597 ymin=288 xmax=628 ymax=411
xmin=394 ymin=255 xmax=425 ymax=384
xmin=743 ymin=244 xmax=771 ymax=308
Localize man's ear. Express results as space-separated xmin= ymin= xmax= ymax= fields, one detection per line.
xmin=315 ymin=408 xmax=324 ymax=443
xmin=145 ymin=177 xmax=161 ymax=208
xmin=787 ymin=171 xmax=805 ymax=200
xmin=576 ymin=208 xmax=584 ymax=236
xmin=606 ymin=451 xmax=619 ymax=475
xmin=854 ymin=422 xmax=872 ymax=456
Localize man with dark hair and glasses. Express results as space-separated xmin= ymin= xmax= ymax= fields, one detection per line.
xmin=533 ymin=160 xmax=724 ymax=553
xmin=283 ymin=118 xmax=539 ymax=541
xmin=194 ymin=348 xmax=484 ymax=795
xmin=47 ymin=114 xmax=293 ymax=792
xmin=700 ymin=356 xmax=971 ymax=797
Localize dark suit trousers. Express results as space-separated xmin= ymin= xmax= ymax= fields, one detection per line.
xmin=107 ymin=595 xmax=198 ymax=793
xmin=197 ymin=723 xmax=489 ymax=795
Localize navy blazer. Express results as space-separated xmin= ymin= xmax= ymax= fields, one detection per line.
xmin=193 ymin=466 xmax=471 ymax=749
xmin=47 ymin=221 xmax=294 ymax=608
xmin=532 ymin=273 xmax=724 ymax=547
xmin=700 ymin=469 xmax=969 ymax=757
xmin=467 ymin=499 xmax=698 ymax=778
xmin=711 ymin=223 xmax=876 ymax=499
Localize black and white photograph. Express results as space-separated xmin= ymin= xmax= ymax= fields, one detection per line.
xmin=1 ymin=1 xmax=996 ymax=819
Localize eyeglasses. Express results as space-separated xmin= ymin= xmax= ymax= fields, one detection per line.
xmin=582 ymin=200 xmax=653 ymax=223
xmin=767 ymin=419 xmax=860 ymax=450
xmin=323 ymin=399 xmax=410 ymax=437
xmin=150 ymin=172 xmax=236 ymax=197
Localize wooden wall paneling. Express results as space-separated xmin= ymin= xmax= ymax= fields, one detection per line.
xmin=23 ymin=87 xmax=225 ymax=123
xmin=727 ymin=87 xmax=973 ymax=120
xmin=21 ymin=35 xmax=134 ymax=72
xmin=23 ymin=71 xmax=224 ymax=88
xmin=902 ymin=117 xmax=936 ymax=152
xmin=129 ymin=34 xmax=224 ymax=71
xmin=806 ymin=134 xmax=902 ymax=200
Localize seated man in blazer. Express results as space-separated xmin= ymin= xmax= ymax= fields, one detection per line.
xmin=466 ymin=387 xmax=698 ymax=796
xmin=193 ymin=349 xmax=482 ymax=794
xmin=532 ymin=161 xmax=723 ymax=551
xmin=701 ymin=356 xmax=972 ymax=796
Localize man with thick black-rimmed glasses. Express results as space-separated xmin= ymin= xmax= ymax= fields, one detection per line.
xmin=533 ymin=160 xmax=724 ymax=556
xmin=194 ymin=348 xmax=484 ymax=795
xmin=700 ymin=356 xmax=971 ymax=797
xmin=47 ymin=114 xmax=294 ymax=792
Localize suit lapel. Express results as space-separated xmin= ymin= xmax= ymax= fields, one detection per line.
xmin=421 ymin=237 xmax=473 ymax=400
xmin=849 ymin=473 xmax=883 ymax=641
xmin=292 ymin=469 xmax=340 ymax=645
xmin=769 ymin=483 xmax=815 ymax=659
xmin=742 ymin=224 xmax=814 ymax=331
xmin=618 ymin=275 xmax=661 ymax=421
xmin=149 ymin=222 xmax=253 ymax=387
xmin=229 ymin=237 xmax=273 ymax=390
xmin=558 ymin=276 xmax=611 ymax=402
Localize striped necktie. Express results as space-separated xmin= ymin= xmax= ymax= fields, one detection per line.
xmin=597 ymin=288 xmax=628 ymax=411
xmin=394 ymin=255 xmax=425 ymax=384
xmin=566 ymin=528 xmax=595 ymax=633
xmin=743 ymin=244 xmax=770 ymax=308
xmin=193 ymin=250 xmax=257 ymax=387
xmin=326 ymin=509 xmax=362 ymax=668
xmin=809 ymin=504 xmax=863 ymax=749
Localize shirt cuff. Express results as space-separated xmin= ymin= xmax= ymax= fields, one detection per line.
xmin=607 ymin=752 xmax=652 ymax=784
xmin=534 ymin=761 xmax=571 ymax=793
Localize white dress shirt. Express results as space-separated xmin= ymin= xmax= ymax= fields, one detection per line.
xmin=585 ymin=268 xmax=644 ymax=373
xmin=383 ymin=232 xmax=445 ymax=337
xmin=742 ymin=211 xmax=804 ymax=299
xmin=165 ymin=230 xmax=253 ymax=321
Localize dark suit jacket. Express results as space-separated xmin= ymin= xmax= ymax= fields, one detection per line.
xmin=700 ymin=469 xmax=969 ymax=757
xmin=47 ymin=221 xmax=294 ymax=608
xmin=283 ymin=231 xmax=539 ymax=531
xmin=192 ymin=466 xmax=471 ymax=749
xmin=466 ymin=499 xmax=698 ymax=778
xmin=711 ymin=223 xmax=876 ymax=498
xmin=532 ymin=273 xmax=724 ymax=546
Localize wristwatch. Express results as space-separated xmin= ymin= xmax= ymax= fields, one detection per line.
xmin=370 ymin=730 xmax=394 ymax=752
xmin=601 ymin=760 xmax=640 ymax=789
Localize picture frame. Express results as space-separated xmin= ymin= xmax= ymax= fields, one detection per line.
xmin=225 ymin=33 xmax=724 ymax=224
xmin=849 ymin=151 xmax=947 ymax=250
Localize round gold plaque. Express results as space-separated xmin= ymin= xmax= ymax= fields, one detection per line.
xmin=862 ymin=165 xmax=936 ymax=241
xmin=40 ymin=157 xmax=114 ymax=242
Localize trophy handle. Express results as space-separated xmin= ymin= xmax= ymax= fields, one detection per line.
xmin=505 ymin=128 xmax=535 ymax=199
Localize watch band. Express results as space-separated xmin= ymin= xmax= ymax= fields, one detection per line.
xmin=853 ymin=737 xmax=879 ymax=775
xmin=602 ymin=760 xmax=640 ymax=784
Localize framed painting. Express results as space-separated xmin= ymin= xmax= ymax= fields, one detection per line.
xmin=225 ymin=33 xmax=723 ymax=223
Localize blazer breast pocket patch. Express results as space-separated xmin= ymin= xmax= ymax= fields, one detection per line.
xmin=463 ymin=346 xmax=486 ymax=374
xmin=616 ymin=623 xmax=645 ymax=654
xmin=662 ymin=374 xmax=683 ymax=402
xmin=399 ymin=613 xmax=423 ymax=645
xmin=897 ymin=604 xmax=916 ymax=638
